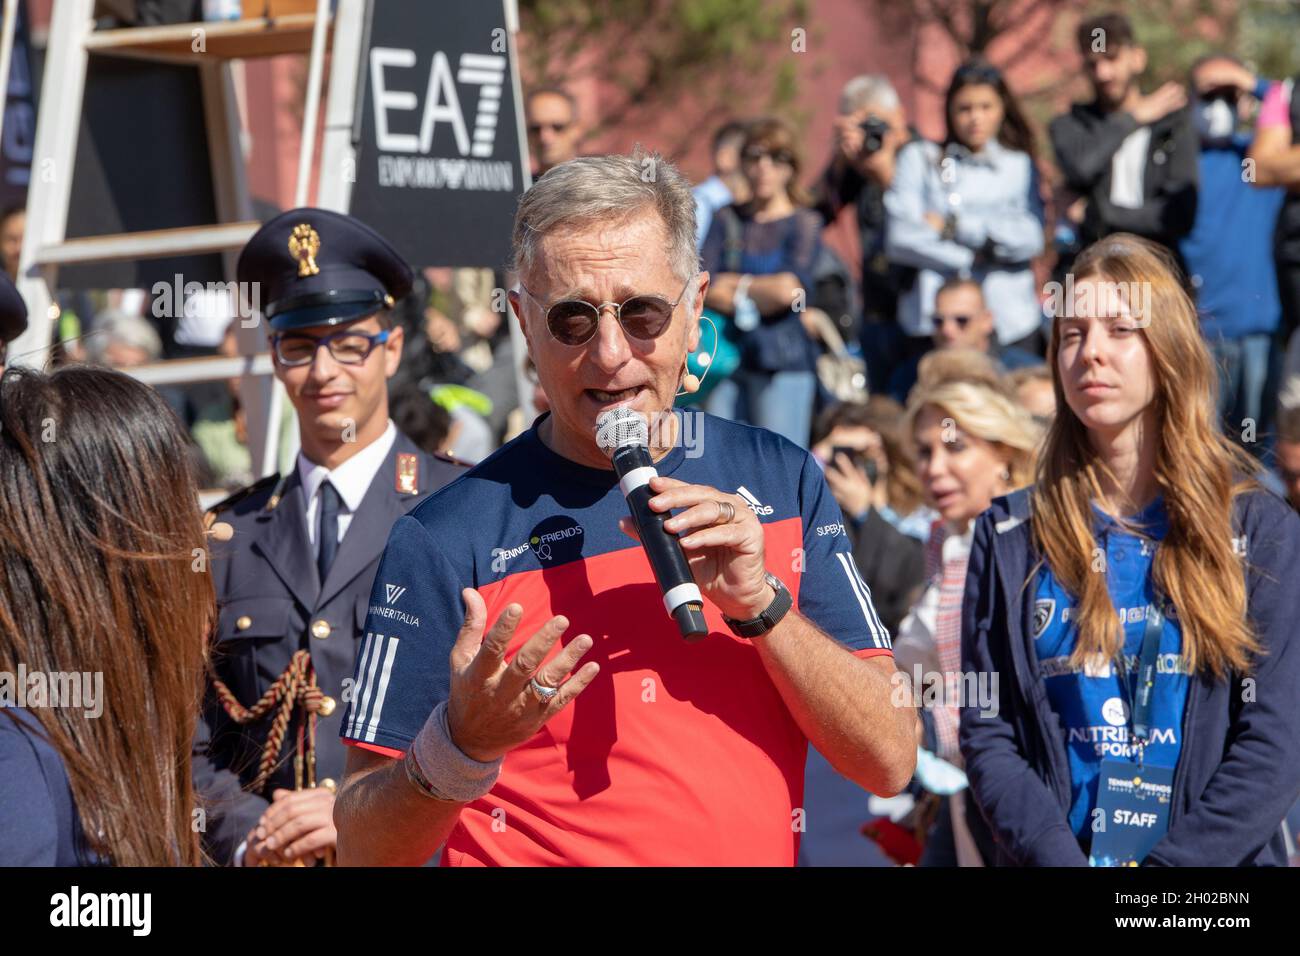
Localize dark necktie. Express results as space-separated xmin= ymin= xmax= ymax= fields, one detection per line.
xmin=317 ymin=479 xmax=341 ymax=585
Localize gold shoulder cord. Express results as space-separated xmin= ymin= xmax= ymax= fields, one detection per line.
xmin=211 ymin=650 xmax=335 ymax=866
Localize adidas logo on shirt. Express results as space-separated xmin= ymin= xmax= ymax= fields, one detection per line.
xmin=737 ymin=486 xmax=774 ymax=516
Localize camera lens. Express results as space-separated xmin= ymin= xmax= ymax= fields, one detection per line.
xmin=859 ymin=116 xmax=889 ymax=154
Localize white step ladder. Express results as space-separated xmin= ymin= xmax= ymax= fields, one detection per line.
xmin=6 ymin=0 xmax=367 ymax=481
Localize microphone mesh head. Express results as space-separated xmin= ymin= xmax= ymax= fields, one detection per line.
xmin=596 ymin=407 xmax=649 ymax=457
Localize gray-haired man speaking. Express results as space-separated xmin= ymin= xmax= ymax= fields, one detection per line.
xmin=334 ymin=151 xmax=916 ymax=866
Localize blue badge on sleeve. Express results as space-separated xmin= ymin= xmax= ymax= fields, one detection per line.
xmin=1088 ymin=759 xmax=1174 ymax=866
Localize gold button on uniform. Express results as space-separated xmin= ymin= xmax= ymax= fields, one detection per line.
xmin=318 ymin=695 xmax=336 ymax=717
xmin=236 ymin=615 xmax=252 ymax=631
xmin=311 ymin=619 xmax=331 ymax=640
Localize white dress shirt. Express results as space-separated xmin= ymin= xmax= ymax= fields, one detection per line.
xmin=298 ymin=420 xmax=398 ymax=558
xmin=1109 ymin=126 xmax=1151 ymax=210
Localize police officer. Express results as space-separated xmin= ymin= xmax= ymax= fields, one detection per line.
xmin=194 ymin=208 xmax=466 ymax=866
xmin=0 ymin=271 xmax=27 ymax=368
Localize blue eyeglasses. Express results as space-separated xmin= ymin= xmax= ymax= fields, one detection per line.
xmin=270 ymin=328 xmax=390 ymax=366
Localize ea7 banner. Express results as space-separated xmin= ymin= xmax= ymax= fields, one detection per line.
xmin=348 ymin=0 xmax=530 ymax=270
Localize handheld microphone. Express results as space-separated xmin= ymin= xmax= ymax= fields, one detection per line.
xmin=598 ymin=407 xmax=709 ymax=642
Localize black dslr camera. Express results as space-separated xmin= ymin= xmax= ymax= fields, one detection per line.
xmin=859 ymin=115 xmax=891 ymax=154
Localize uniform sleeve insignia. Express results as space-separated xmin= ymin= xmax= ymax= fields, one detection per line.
xmin=396 ymin=453 xmax=419 ymax=495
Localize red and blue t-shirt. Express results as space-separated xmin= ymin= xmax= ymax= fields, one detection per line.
xmin=341 ymin=410 xmax=892 ymax=865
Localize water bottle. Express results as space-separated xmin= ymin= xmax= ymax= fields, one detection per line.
xmin=734 ymin=292 xmax=760 ymax=332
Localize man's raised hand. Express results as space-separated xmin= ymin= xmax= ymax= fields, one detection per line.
xmin=1131 ymin=82 xmax=1188 ymax=125
xmin=446 ymin=588 xmax=599 ymax=763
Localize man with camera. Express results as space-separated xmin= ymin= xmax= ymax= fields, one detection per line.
xmin=814 ymin=75 xmax=918 ymax=394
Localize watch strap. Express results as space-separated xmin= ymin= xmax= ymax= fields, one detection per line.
xmin=723 ymin=572 xmax=792 ymax=638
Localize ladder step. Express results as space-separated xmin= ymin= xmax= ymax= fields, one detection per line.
xmin=85 ymin=14 xmax=329 ymax=63
xmin=35 ymin=221 xmax=261 ymax=266
xmin=123 ymin=352 xmax=274 ymax=387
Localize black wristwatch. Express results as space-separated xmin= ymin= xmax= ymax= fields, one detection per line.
xmin=723 ymin=572 xmax=793 ymax=638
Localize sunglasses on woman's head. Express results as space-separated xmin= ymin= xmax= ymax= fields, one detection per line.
xmin=518 ymin=274 xmax=695 ymax=347
xmin=953 ymin=63 xmax=1003 ymax=85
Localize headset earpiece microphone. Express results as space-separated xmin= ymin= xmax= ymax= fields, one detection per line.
xmin=675 ymin=314 xmax=720 ymax=398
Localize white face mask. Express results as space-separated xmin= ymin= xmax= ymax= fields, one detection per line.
xmin=1194 ymin=98 xmax=1237 ymax=141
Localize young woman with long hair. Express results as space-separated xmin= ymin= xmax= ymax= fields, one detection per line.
xmin=0 ymin=366 xmax=215 ymax=865
xmin=960 ymin=234 xmax=1300 ymax=866
xmin=884 ymin=57 xmax=1047 ymax=360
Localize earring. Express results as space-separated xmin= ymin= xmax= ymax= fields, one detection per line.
xmin=1000 ymin=468 xmax=1011 ymax=482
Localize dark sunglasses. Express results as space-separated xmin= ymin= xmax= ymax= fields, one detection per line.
xmin=1198 ymin=86 xmax=1239 ymax=104
xmin=742 ymin=147 xmax=794 ymax=166
xmin=518 ymin=275 xmax=695 ymax=347
xmin=528 ymin=121 xmax=570 ymax=135
xmin=934 ymin=314 xmax=972 ymax=329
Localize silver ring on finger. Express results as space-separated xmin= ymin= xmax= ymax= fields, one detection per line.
xmin=714 ymin=499 xmax=736 ymax=525
xmin=528 ymin=676 xmax=559 ymax=704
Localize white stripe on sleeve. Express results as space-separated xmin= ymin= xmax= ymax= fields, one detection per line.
xmin=344 ymin=631 xmax=377 ymax=738
xmin=836 ymin=553 xmax=891 ymax=649
xmin=851 ymin=558 xmax=891 ymax=647
xmin=363 ymin=636 xmax=402 ymax=743
xmin=349 ymin=631 xmax=384 ymax=739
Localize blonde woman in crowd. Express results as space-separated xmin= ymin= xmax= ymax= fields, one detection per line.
xmin=893 ymin=363 xmax=1040 ymax=865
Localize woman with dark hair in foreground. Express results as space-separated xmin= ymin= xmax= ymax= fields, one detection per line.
xmin=0 ymin=365 xmax=215 ymax=865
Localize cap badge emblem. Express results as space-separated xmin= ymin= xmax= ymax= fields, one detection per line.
xmin=289 ymin=223 xmax=321 ymax=277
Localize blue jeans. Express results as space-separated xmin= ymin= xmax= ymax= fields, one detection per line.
xmin=705 ymin=369 xmax=817 ymax=448
xmin=1209 ymin=333 xmax=1278 ymax=456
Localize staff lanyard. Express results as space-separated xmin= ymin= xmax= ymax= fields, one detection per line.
xmin=1114 ymin=600 xmax=1165 ymax=766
